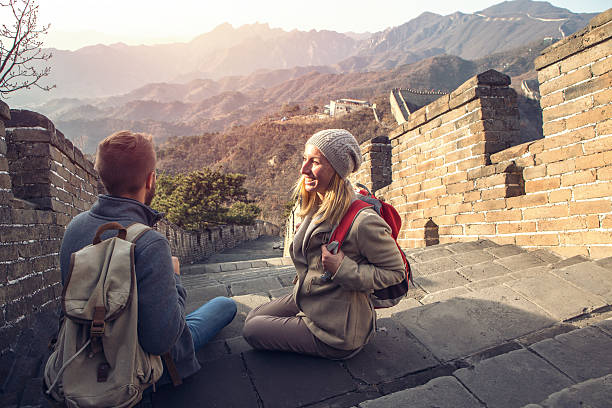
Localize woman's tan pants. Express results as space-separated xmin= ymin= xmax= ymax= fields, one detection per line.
xmin=242 ymin=293 xmax=358 ymax=359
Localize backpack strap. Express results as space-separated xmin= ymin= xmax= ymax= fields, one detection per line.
xmin=125 ymin=222 xmax=152 ymax=243
xmin=125 ymin=223 xmax=183 ymax=387
xmin=329 ymin=199 xmax=373 ymax=250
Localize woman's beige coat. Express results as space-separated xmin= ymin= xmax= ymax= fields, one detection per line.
xmin=291 ymin=207 xmax=406 ymax=351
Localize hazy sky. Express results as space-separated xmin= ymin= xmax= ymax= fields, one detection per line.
xmin=37 ymin=0 xmax=610 ymax=50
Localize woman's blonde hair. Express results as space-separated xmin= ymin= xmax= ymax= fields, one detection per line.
xmin=294 ymin=172 xmax=355 ymax=226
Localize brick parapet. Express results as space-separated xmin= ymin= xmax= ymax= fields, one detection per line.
xmin=534 ymin=8 xmax=612 ymax=71
xmin=349 ymin=136 xmax=392 ymax=193
xmin=157 ymin=219 xmax=281 ymax=265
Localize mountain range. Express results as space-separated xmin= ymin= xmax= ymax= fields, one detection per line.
xmin=5 ymin=0 xmax=602 ymax=156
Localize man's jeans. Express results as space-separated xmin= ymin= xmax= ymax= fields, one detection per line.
xmin=186 ymin=296 xmax=237 ymax=351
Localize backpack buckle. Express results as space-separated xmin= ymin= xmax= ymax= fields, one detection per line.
xmin=91 ymin=306 xmax=106 ymax=337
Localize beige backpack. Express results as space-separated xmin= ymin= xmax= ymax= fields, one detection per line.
xmin=44 ymin=222 xmax=163 ymax=408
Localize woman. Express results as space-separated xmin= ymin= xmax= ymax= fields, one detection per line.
xmin=243 ymin=129 xmax=405 ymax=359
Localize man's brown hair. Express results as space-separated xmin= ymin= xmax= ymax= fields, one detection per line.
xmin=95 ymin=131 xmax=156 ymax=196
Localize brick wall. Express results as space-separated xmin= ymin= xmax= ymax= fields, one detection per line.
xmin=379 ymin=69 xmax=522 ymax=249
xmin=0 ymin=107 xmax=99 ymax=354
xmin=376 ymin=9 xmax=612 ymax=258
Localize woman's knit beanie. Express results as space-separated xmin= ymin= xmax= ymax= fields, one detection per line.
xmin=305 ymin=129 xmax=363 ymax=179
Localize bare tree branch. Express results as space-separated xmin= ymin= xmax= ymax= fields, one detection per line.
xmin=0 ymin=0 xmax=54 ymax=98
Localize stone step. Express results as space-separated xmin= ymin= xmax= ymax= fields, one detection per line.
xmin=357 ymin=319 xmax=612 ymax=408
xmin=522 ymin=374 xmax=612 ymax=408
xmin=182 ymin=256 xmax=293 ymax=275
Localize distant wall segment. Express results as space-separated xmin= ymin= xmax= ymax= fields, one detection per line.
xmin=0 ymin=105 xmax=280 ymax=354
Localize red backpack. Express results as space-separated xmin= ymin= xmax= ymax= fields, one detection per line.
xmin=328 ymin=183 xmax=412 ymax=308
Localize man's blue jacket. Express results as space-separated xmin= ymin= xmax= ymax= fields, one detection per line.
xmin=59 ymin=194 xmax=200 ymax=384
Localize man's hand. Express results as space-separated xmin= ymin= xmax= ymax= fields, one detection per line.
xmin=172 ymin=256 xmax=180 ymax=276
xmin=321 ymin=245 xmax=344 ymax=275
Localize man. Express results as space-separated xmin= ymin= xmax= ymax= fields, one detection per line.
xmin=59 ymin=130 xmax=236 ymax=385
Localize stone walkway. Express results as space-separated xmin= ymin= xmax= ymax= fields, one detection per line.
xmin=5 ymin=238 xmax=612 ymax=407
xmin=149 ymin=238 xmax=612 ymax=408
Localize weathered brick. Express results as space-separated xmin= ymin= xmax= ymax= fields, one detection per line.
xmin=583 ymin=135 xmax=612 ymax=155
xmin=560 ymin=230 xmax=612 ymax=245
xmin=506 ymin=193 xmax=548 ymax=209
xmin=535 ymin=144 xmax=583 ymax=165
xmin=570 ymin=200 xmax=612 ymax=215
xmin=573 ymin=182 xmax=612 ymax=199
xmin=543 ymin=119 xmax=566 ymax=136
xmin=539 ymin=91 xmax=564 ymax=109
xmin=538 ymin=62 xmax=561 ymax=83
xmin=497 ymin=222 xmax=537 ymax=234
xmin=523 ymin=204 xmax=569 ymax=220
xmin=525 ymin=177 xmax=561 ymax=193
xmin=546 ymin=159 xmax=576 ymax=176
xmin=563 ymin=72 xmax=612 ymax=101
xmin=593 ymin=88 xmax=612 ymax=107
xmin=516 ymin=233 xmax=559 ymax=246
xmin=566 ymin=105 xmax=612 ymax=130
xmin=538 ymin=217 xmax=587 ymax=231
xmin=465 ymin=223 xmax=496 ymax=235
xmin=524 ymin=164 xmax=547 ymax=180
xmin=592 ymin=55 xmax=612 ymax=76
xmin=549 ymin=189 xmax=572 ymax=203
xmin=485 ymin=209 xmax=522 ymax=222
xmin=597 ymin=165 xmax=612 ymax=180
xmin=542 ymin=95 xmax=594 ymax=122
xmin=472 ymin=199 xmax=506 ymax=212
xmin=456 ymin=213 xmax=485 ymax=223
xmin=539 ymin=66 xmax=593 ymax=96
xmin=554 ymin=246 xmax=589 ymax=258
xmin=561 ymin=170 xmax=597 ymax=186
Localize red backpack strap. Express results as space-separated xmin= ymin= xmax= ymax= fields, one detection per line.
xmin=329 ymin=200 xmax=372 ymax=249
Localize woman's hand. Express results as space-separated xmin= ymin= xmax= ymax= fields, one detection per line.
xmin=321 ymin=245 xmax=344 ymax=275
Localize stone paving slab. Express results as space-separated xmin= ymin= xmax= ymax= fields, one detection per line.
xmin=594 ymin=317 xmax=612 ymax=336
xmin=421 ymin=287 xmax=471 ymax=304
xmin=410 ymin=257 xmax=462 ymax=276
xmin=451 ymin=250 xmax=496 ymax=267
xmin=457 ymin=261 xmax=512 ymax=281
xmin=409 ymin=247 xmax=454 ymax=263
xmin=494 ymin=253 xmax=548 ymax=272
xmin=152 ymin=354 xmax=259 ymax=408
xmin=596 ymin=256 xmax=612 ymax=270
xmin=230 ymin=276 xmax=283 ymax=296
xmin=551 ymin=262 xmax=612 ymax=303
xmin=552 ymin=255 xmax=590 ymax=269
xmin=523 ymin=374 xmax=612 ymax=408
xmin=454 ymin=349 xmax=573 ymax=408
xmin=529 ymin=326 xmax=612 ymax=382
xmin=509 ymin=266 xmax=554 ymax=280
xmin=529 ymin=249 xmax=564 ymax=265
xmin=344 ymin=319 xmax=438 ymax=384
xmin=504 ymin=273 xmax=607 ymax=320
xmin=394 ymin=286 xmax=556 ymax=361
xmin=358 ymin=376 xmax=484 ymax=408
xmin=465 ymin=275 xmax=514 ymax=291
xmin=486 ymin=244 xmax=527 ymax=258
xmin=413 ymin=270 xmax=470 ymax=293
xmin=185 ymin=285 xmax=229 ymax=313
xmin=243 ymin=350 xmax=356 ymax=408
